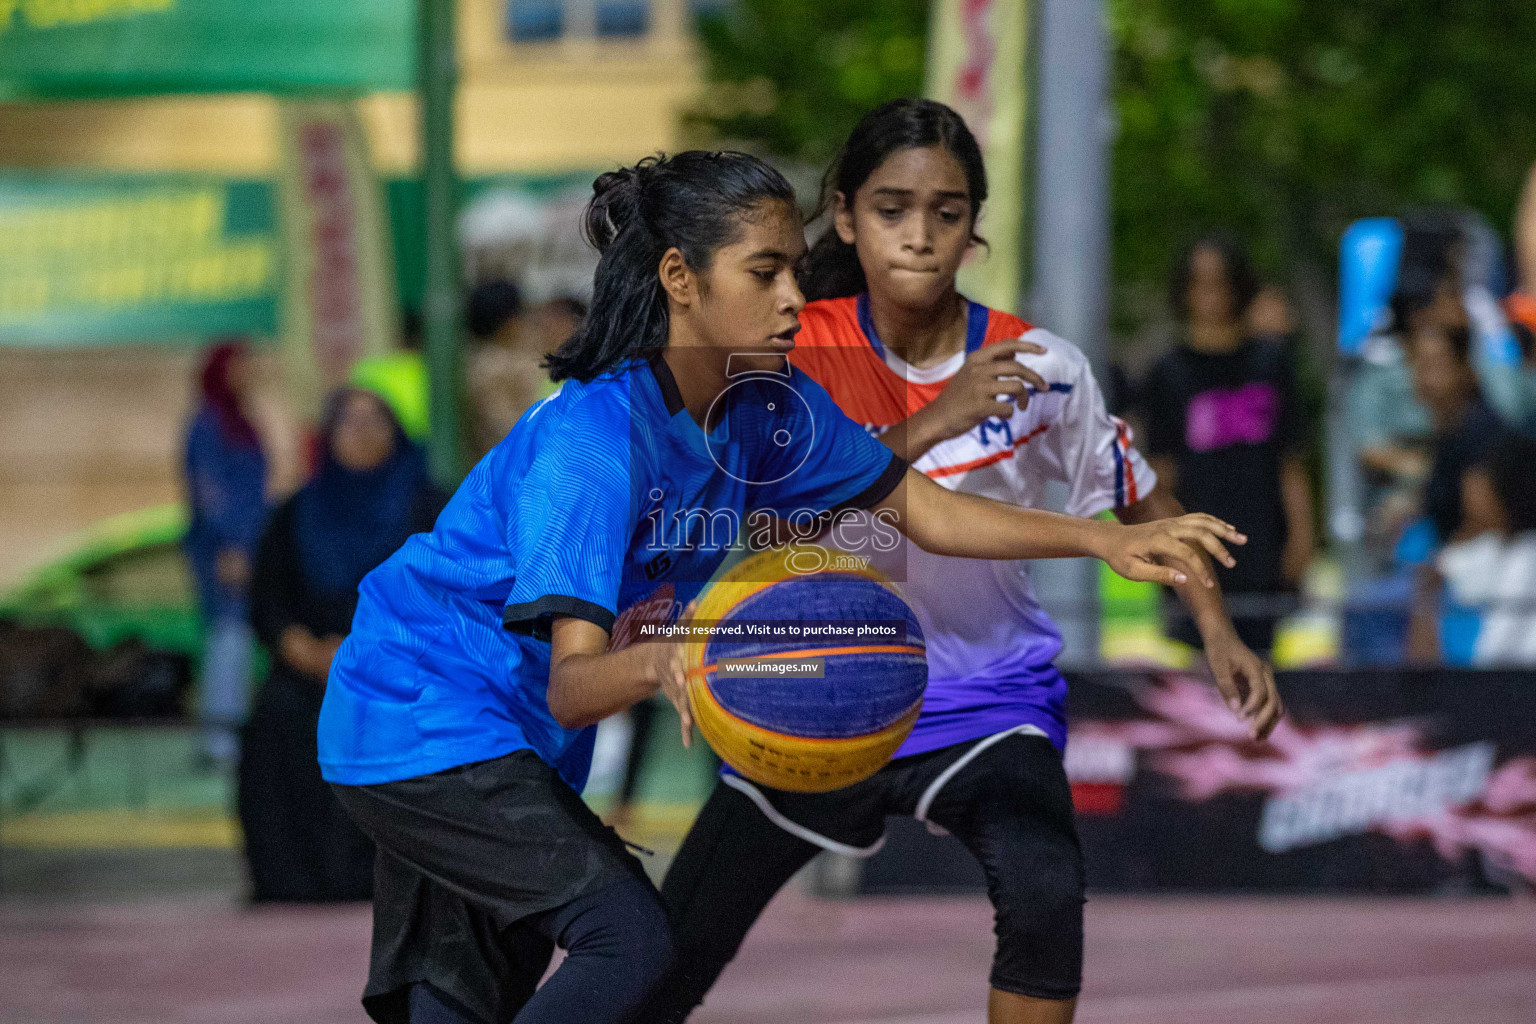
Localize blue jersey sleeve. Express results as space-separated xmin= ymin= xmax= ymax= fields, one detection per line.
xmin=748 ymin=366 xmax=906 ymax=518
xmin=502 ymin=396 xmax=639 ymax=642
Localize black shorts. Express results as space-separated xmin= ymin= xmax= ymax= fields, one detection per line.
xmin=654 ymin=730 xmax=1084 ymax=1018
xmin=332 ymin=750 xmax=651 ymax=1024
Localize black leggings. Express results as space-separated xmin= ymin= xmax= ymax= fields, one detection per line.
xmin=333 ymin=750 xmax=673 ymax=1024
xmin=406 ymin=877 xmax=674 ymax=1024
xmin=643 ymin=733 xmax=1085 ymax=1022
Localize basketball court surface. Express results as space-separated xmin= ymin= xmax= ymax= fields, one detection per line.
xmin=3 ymin=884 xmax=1533 ymax=1023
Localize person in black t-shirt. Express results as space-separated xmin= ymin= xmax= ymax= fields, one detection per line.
xmin=1140 ymin=234 xmax=1315 ymax=655
xmin=1407 ymin=320 xmax=1507 ymax=544
xmin=1403 ymin=322 xmax=1514 ymax=664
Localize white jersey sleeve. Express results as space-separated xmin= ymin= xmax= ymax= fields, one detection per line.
xmin=1020 ymin=329 xmax=1156 ymax=518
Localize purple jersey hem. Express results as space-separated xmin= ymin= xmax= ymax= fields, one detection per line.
xmin=893 ymin=705 xmax=1066 ymax=758
xmin=893 ymin=665 xmax=1069 ymax=757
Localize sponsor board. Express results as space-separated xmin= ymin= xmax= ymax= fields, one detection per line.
xmin=1068 ymin=669 xmax=1536 ymax=892
xmin=860 ymin=668 xmax=1536 ymax=894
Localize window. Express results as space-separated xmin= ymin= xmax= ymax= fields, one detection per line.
xmin=596 ymin=0 xmax=648 ymax=38
xmin=506 ymin=0 xmax=667 ymax=43
xmin=508 ymin=0 xmax=563 ymax=42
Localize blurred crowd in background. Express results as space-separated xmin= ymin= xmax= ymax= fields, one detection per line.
xmin=1114 ymin=189 xmax=1536 ymax=671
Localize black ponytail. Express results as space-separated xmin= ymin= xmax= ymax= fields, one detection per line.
xmin=547 ymin=151 xmax=797 ymax=382
xmin=801 ymin=98 xmax=988 ymax=302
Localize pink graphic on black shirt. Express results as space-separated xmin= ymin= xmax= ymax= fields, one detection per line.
xmin=1185 ymin=382 xmax=1280 ymax=452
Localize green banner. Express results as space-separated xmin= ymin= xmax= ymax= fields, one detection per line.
xmin=0 ymin=175 xmax=280 ymax=345
xmin=0 ymin=0 xmax=414 ymax=99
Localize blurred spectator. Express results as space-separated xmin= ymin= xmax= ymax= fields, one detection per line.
xmin=349 ymin=309 xmax=429 ymax=441
xmin=1342 ymin=212 xmax=1532 ymax=558
xmin=183 ymin=341 xmax=267 ymax=767
xmin=465 ymin=281 xmax=573 ymax=458
xmin=1387 ymin=214 xmax=1528 ymax=429
xmin=1247 ymin=282 xmax=1328 ymax=530
xmin=1406 ymin=321 xmax=1507 ymax=545
xmin=1506 ymin=313 xmax=1536 ymax=430
xmin=465 ymin=278 xmax=524 ymax=343
xmin=1398 ymin=317 xmax=1508 ymax=662
xmin=1140 ymin=234 xmax=1314 ymax=655
xmin=1246 ymin=284 xmax=1297 ymax=337
xmin=239 ymin=389 xmax=445 ymax=903
xmin=1346 ymin=284 xmax=1440 ymax=555
xmin=1341 ymin=275 xmax=1481 ymax=666
xmin=528 ymin=295 xmax=588 ymax=355
xmin=1500 ymin=163 xmax=1536 ymax=432
xmin=1452 ymin=228 xmax=1525 ymax=427
xmin=1431 ymin=434 xmax=1536 ymax=665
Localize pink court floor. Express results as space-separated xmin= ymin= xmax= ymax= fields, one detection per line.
xmin=2 ymin=890 xmax=1534 ymax=1023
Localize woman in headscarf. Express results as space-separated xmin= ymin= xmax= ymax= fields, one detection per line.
xmin=238 ymin=388 xmax=446 ymax=903
xmin=183 ymin=341 xmax=267 ymax=766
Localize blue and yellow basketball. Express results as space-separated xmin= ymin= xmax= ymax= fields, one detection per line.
xmin=685 ymin=547 xmax=927 ymax=793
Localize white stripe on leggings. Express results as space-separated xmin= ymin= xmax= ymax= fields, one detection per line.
xmin=720 ymin=774 xmax=888 ymax=859
xmin=913 ymin=724 xmax=1048 ymax=836
xmin=723 ymin=723 xmax=1048 ymax=852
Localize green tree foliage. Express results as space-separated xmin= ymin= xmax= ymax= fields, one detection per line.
xmin=689 ymin=0 xmax=1536 ymax=309
xmin=1112 ymin=0 xmax=1536 ymax=292
xmin=686 ymin=0 xmax=929 ymax=167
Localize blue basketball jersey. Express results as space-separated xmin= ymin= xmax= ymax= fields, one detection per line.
xmin=318 ymin=356 xmax=905 ymax=789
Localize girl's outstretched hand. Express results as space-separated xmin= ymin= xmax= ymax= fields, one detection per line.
xmin=1205 ymin=629 xmax=1285 ymax=740
xmin=1094 ymin=514 xmax=1245 ymax=588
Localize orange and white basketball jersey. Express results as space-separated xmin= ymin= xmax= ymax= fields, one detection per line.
xmin=790 ymin=294 xmax=1156 ymax=751
xmin=793 ymin=294 xmax=1152 ymax=511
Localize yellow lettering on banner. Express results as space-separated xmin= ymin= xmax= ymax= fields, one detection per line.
xmin=44 ymin=244 xmax=275 ymax=312
xmin=0 ymin=186 xmax=274 ymax=322
xmin=0 ymin=276 xmax=49 ymax=316
xmin=225 ymin=242 xmax=272 ymax=291
xmin=97 ymin=265 xmax=150 ymax=305
xmin=184 ymin=192 xmax=220 ymax=242
xmin=184 ymin=254 xmax=224 ymax=298
xmin=0 ymin=190 xmax=227 ymax=258
xmin=14 ymin=0 xmax=174 ymax=32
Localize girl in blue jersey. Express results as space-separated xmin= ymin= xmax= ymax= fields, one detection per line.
xmin=645 ymin=103 xmax=1285 ymax=1024
xmin=319 ymin=150 xmax=1245 ymax=1024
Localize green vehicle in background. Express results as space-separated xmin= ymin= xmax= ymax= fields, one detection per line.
xmin=0 ymin=507 xmax=224 ymax=841
xmin=0 ymin=505 xmax=203 ymax=662
xmin=0 ymin=507 xmax=246 ymax=848
xmin=0 ymin=505 xmax=221 ymax=725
